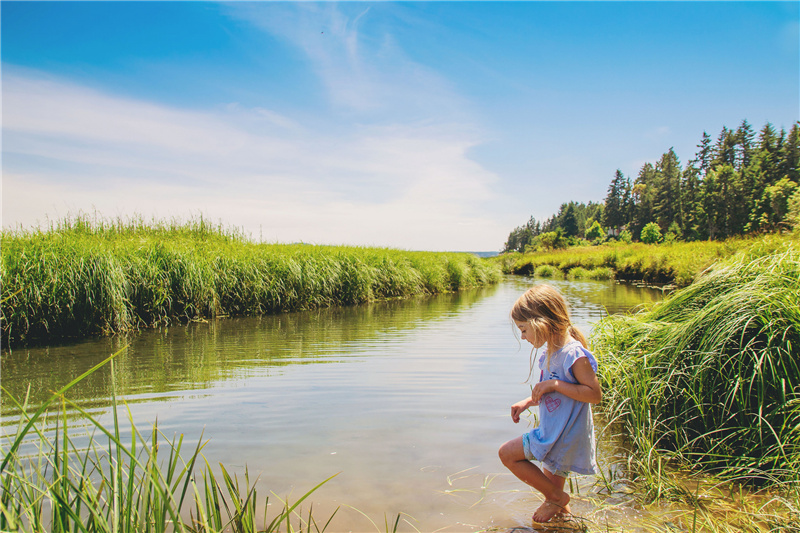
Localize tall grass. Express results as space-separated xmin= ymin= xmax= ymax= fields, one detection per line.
xmin=496 ymin=235 xmax=797 ymax=287
xmin=0 ymin=349 xmax=354 ymax=533
xmin=1 ymin=215 xmax=500 ymax=346
xmin=591 ymin=242 xmax=800 ymax=496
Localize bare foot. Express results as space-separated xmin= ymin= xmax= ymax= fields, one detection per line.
xmin=532 ymin=492 xmax=571 ymax=523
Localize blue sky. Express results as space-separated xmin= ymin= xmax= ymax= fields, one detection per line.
xmin=2 ymin=1 xmax=798 ymax=251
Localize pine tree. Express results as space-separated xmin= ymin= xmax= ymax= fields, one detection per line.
xmin=681 ymin=163 xmax=701 ymax=240
xmin=713 ymin=127 xmax=737 ymax=167
xmin=561 ymin=203 xmax=579 ymax=238
xmin=700 ymin=169 xmax=722 ymax=239
xmin=735 ymin=120 xmax=756 ymax=172
xmin=602 ymin=169 xmax=627 ymax=231
xmin=696 ymin=131 xmax=713 ymax=176
xmin=712 ymin=164 xmax=748 ymax=238
xmin=621 ymin=176 xmax=633 ymax=228
xmin=653 ymin=148 xmax=682 ymax=230
xmin=758 ymin=123 xmax=782 ymax=185
xmin=779 ymin=122 xmax=800 ymax=183
xmin=630 ymin=163 xmax=657 ymax=237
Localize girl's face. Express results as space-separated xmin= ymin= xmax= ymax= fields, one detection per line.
xmin=515 ymin=320 xmax=546 ymax=348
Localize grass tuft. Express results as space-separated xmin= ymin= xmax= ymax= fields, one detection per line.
xmin=533 ymin=265 xmax=560 ymax=278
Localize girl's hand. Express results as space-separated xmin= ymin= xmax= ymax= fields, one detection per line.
xmin=511 ymin=398 xmax=534 ymax=423
xmin=530 ymin=379 xmax=557 ymax=405
xmin=528 ymin=358 xmax=603 ymax=406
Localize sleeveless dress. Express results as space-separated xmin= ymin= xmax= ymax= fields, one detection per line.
xmin=521 ymin=340 xmax=599 ymax=476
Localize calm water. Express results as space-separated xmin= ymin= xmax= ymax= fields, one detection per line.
xmin=1 ymin=278 xmax=663 ymax=532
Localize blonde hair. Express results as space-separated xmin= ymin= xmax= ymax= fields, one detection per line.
xmin=511 ymin=284 xmax=587 ymax=378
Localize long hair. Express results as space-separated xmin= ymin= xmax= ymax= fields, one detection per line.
xmin=511 ymin=284 xmax=587 ymax=378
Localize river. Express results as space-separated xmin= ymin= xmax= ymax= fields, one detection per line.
xmin=1 ymin=277 xmax=663 ymax=531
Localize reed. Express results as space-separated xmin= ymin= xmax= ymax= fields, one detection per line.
xmin=591 ymin=243 xmax=800 ymax=495
xmin=1 ymin=215 xmax=501 ymax=346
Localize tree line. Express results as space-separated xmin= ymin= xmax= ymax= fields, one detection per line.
xmin=503 ymin=120 xmax=800 ymax=252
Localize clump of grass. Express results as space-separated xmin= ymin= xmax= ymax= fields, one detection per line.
xmin=567 ymin=267 xmax=590 ymax=280
xmin=1 ymin=215 xmax=501 ymax=346
xmin=0 ymin=349 xmax=341 ymax=533
xmin=587 ymin=267 xmax=614 ymax=280
xmin=533 ymin=264 xmax=560 ymax=278
xmin=592 ymin=243 xmax=800 ymax=494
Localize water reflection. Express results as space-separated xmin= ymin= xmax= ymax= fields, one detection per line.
xmin=1 ymin=285 xmax=498 ymax=417
xmin=1 ymin=278 xmax=661 ymax=531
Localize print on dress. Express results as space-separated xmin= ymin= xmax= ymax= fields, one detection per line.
xmin=544 ymin=395 xmax=561 ymax=412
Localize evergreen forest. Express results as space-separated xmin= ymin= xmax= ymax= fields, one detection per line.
xmin=503 ymin=120 xmax=800 ymax=252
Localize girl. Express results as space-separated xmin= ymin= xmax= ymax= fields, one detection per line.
xmin=498 ymin=284 xmax=602 ymax=523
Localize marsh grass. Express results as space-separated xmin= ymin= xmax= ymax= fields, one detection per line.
xmin=582 ymin=464 xmax=800 ymax=533
xmin=497 ymin=235 xmax=797 ymax=287
xmin=585 ymin=267 xmax=614 ymax=281
xmin=1 ymin=215 xmax=501 ymax=346
xmin=0 ymin=348 xmax=356 ymax=533
xmin=566 ymin=267 xmax=590 ymax=280
xmin=533 ymin=265 xmax=560 ymax=278
xmin=590 ymin=243 xmax=800 ymax=525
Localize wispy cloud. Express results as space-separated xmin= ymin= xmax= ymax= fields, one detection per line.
xmin=227 ymin=3 xmax=467 ymax=119
xmin=3 ymin=70 xmax=505 ymax=250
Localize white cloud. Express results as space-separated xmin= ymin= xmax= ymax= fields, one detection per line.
xmin=226 ymin=3 xmax=468 ymax=120
xmin=2 ymin=3 xmax=516 ymax=251
xmin=2 ymin=71 xmax=507 ymax=251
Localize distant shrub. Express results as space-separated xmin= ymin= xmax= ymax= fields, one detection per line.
xmin=585 ymin=220 xmax=604 ymax=241
xmin=619 ymin=229 xmax=633 ymax=244
xmin=641 ymin=222 xmax=663 ymax=244
xmin=538 ymin=230 xmax=567 ymax=250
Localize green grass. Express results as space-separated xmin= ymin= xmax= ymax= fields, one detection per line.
xmin=590 ymin=241 xmax=800 ymax=504
xmin=567 ymin=266 xmax=590 ymax=280
xmin=586 ymin=267 xmax=614 ymax=280
xmin=530 ymin=264 xmax=614 ymax=281
xmin=533 ymin=264 xmax=560 ymax=278
xmin=1 ymin=215 xmax=501 ymax=346
xmin=495 ymin=235 xmax=798 ymax=287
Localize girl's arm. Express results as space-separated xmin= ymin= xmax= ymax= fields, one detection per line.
xmin=530 ymin=357 xmax=602 ymax=405
xmin=510 ymin=397 xmax=536 ymax=423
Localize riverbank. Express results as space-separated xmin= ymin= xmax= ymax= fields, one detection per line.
xmin=590 ymin=241 xmax=800 ymax=529
xmin=494 ymin=234 xmax=798 ymax=287
xmin=1 ymin=217 xmax=501 ymax=347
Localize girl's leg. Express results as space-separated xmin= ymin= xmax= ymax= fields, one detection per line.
xmin=498 ymin=437 xmax=570 ymax=522
xmin=534 ymin=468 xmax=571 ymax=521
